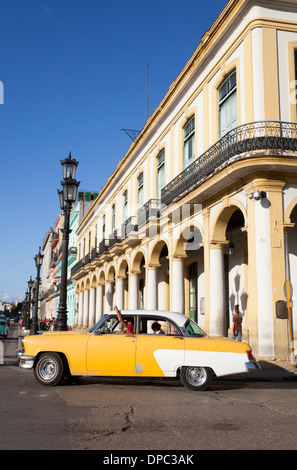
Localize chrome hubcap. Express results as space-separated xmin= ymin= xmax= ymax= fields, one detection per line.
xmin=38 ymin=357 xmax=57 ymax=381
xmin=186 ymin=367 xmax=206 ymax=386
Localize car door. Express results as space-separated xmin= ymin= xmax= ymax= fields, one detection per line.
xmin=86 ymin=315 xmax=136 ymax=376
xmin=135 ymin=316 xmax=185 ymax=377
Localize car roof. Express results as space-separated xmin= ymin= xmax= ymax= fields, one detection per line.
xmin=107 ymin=309 xmax=188 ymax=327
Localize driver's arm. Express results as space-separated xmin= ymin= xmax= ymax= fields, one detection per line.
xmin=114 ymin=305 xmax=128 ymax=329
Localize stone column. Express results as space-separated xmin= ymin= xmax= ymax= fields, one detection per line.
xmin=147 ymin=266 xmax=158 ymax=310
xmin=171 ymin=257 xmax=185 ymax=314
xmin=129 ymin=273 xmax=139 ymax=310
xmin=73 ymin=293 xmax=79 ymax=327
xmin=116 ymin=277 xmax=125 ymax=310
xmin=105 ymin=282 xmax=114 ymax=312
xmin=78 ymin=291 xmax=84 ymax=328
xmin=209 ymin=243 xmax=225 ymax=336
xmin=83 ymin=289 xmax=89 ymax=328
xmin=96 ymin=284 xmax=104 ymax=322
xmin=89 ymin=287 xmax=96 ymax=327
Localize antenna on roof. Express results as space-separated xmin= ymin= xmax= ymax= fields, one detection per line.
xmin=121 ymin=65 xmax=150 ymax=141
xmin=121 ymin=129 xmax=140 ymax=141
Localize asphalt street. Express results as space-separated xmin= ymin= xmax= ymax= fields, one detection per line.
xmin=1 ymin=325 xmax=297 ymax=452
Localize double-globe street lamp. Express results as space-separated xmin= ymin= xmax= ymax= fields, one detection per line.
xmin=25 ymin=276 xmax=34 ymax=330
xmin=56 ymin=152 xmax=80 ymax=331
xmin=31 ymin=247 xmax=43 ymax=335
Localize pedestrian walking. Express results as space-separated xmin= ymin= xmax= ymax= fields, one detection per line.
xmin=232 ymin=305 xmax=242 ymax=342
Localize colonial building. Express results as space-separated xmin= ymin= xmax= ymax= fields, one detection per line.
xmin=40 ymin=227 xmax=54 ymax=319
xmin=40 ymin=192 xmax=98 ymax=326
xmin=40 ymin=215 xmax=63 ymax=320
xmin=71 ymin=0 xmax=297 ymax=361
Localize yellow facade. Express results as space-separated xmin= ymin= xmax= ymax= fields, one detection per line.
xmin=71 ymin=0 xmax=297 ymax=363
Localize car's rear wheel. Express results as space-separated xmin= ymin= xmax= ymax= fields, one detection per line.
xmin=180 ymin=366 xmax=212 ymax=391
xmin=34 ymin=352 xmax=65 ymax=386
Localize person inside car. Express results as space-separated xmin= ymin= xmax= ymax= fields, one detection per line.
xmin=114 ymin=305 xmax=134 ymax=333
xmin=152 ymin=322 xmax=165 ymax=334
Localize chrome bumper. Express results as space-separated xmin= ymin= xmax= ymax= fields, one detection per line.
xmin=245 ymin=360 xmax=261 ymax=371
xmin=17 ymin=351 xmax=35 ymax=369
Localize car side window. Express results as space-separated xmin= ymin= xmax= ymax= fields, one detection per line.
xmin=167 ymin=321 xmax=180 ymax=335
xmin=97 ymin=315 xmax=135 ymax=334
xmin=139 ymin=317 xmax=181 ymax=336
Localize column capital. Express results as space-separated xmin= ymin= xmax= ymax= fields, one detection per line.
xmin=210 ymin=240 xmax=228 ymax=249
xmin=129 ymin=270 xmax=141 ymax=276
xmin=172 ymin=255 xmax=187 ymax=262
xmin=244 ymin=178 xmax=285 ymax=195
xmin=283 ymin=223 xmax=295 ymax=232
xmin=146 ymin=264 xmax=161 ymax=270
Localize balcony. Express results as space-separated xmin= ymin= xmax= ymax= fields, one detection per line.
xmin=138 ymin=199 xmax=161 ymax=227
xmin=121 ymin=216 xmax=138 ymax=237
xmin=70 ymin=254 xmax=91 ymax=278
xmin=99 ymin=239 xmax=109 ymax=255
xmin=109 ymin=229 xmax=122 ymax=247
xmin=161 ymin=121 xmax=297 ymax=206
xmin=121 ymin=216 xmax=139 ymax=246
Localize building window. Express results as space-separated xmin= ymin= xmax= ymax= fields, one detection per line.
xmin=183 ymin=116 xmax=195 ymax=168
xmin=138 ymin=173 xmax=143 ymax=208
xmin=157 ymin=150 xmax=165 ymax=201
xmin=102 ymin=215 xmax=106 ymax=240
xmin=123 ymin=190 xmax=128 ymax=222
xmin=112 ymin=204 xmax=116 ymax=232
xmin=88 ymin=231 xmax=91 ymax=254
xmin=295 ymin=50 xmax=297 ymax=81
xmin=219 ymin=70 xmax=237 ymax=138
xmin=94 ymin=224 xmax=97 ymax=248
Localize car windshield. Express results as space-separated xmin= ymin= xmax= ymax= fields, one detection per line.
xmin=88 ymin=315 xmax=108 ymax=334
xmin=184 ymin=318 xmax=206 ymax=337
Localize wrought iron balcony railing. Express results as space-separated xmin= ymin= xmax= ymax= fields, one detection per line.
xmin=109 ymin=229 xmax=122 ymax=248
xmin=71 ymin=258 xmax=84 ymax=276
xmin=121 ymin=216 xmax=138 ymax=238
xmin=137 ymin=199 xmax=161 ymax=227
xmin=161 ymin=121 xmax=297 ymax=206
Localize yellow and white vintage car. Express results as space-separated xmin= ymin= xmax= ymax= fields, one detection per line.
xmin=18 ymin=310 xmax=260 ymax=391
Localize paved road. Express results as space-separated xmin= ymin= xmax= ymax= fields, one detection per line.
xmin=1 ymin=325 xmax=297 ymax=451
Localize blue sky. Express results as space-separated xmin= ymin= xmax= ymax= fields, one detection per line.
xmin=0 ymin=0 xmax=227 ymax=302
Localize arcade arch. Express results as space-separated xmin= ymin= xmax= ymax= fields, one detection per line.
xmin=209 ymin=203 xmax=247 ymax=338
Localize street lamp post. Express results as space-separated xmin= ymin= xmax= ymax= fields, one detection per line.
xmin=25 ymin=276 xmax=34 ymax=330
xmin=24 ymin=290 xmax=29 ymax=328
xmin=56 ymin=152 xmax=80 ymax=331
xmin=31 ymin=247 xmax=43 ymax=335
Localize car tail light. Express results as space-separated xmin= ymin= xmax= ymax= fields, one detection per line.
xmin=247 ymin=350 xmax=254 ymax=361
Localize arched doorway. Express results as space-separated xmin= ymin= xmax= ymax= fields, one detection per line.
xmin=131 ymin=250 xmax=146 ymax=309
xmin=225 ymin=209 xmax=246 ymax=336
xmin=118 ymin=257 xmax=129 ymax=309
xmin=210 ymin=203 xmax=247 ymax=337
xmin=148 ymin=240 xmax=169 ymax=310
xmin=287 ymin=204 xmax=297 ymax=343
xmin=174 ymin=223 xmax=204 ymax=320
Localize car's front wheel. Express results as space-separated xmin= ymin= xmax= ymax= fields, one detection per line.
xmin=34 ymin=352 xmax=66 ymax=386
xmin=180 ymin=366 xmax=212 ymax=391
